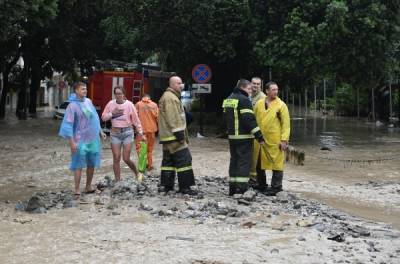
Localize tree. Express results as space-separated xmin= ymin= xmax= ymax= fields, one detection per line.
xmin=0 ymin=0 xmax=29 ymax=119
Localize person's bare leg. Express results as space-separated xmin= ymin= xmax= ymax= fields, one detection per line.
xmin=111 ymin=143 xmax=122 ymax=181
xmin=122 ymin=143 xmax=139 ymax=176
xmin=85 ymin=167 xmax=95 ymax=192
xmin=74 ymin=169 xmax=82 ymax=198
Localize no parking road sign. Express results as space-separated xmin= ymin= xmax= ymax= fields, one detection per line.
xmin=192 ymin=64 xmax=212 ymax=84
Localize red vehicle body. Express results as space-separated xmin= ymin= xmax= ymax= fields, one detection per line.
xmin=88 ymin=70 xmax=148 ymax=112
xmin=87 ymin=67 xmax=173 ymax=115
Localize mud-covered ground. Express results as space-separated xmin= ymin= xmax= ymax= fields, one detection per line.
xmin=0 ymin=113 xmax=400 ymax=264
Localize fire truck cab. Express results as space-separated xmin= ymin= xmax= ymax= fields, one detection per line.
xmin=88 ymin=60 xmax=174 ymax=116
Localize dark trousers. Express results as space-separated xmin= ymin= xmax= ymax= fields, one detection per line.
xmin=271 ymin=170 xmax=283 ymax=190
xmin=255 ymin=152 xmax=267 ymax=187
xmin=160 ymin=147 xmax=195 ymax=190
xmin=229 ymin=139 xmax=253 ymax=191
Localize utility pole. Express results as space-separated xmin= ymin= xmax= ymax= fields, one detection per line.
xmin=372 ymin=87 xmax=375 ymax=121
xmin=323 ymin=79 xmax=326 ymax=113
xmin=305 ymin=88 xmax=308 ymax=115
xmin=299 ymin=93 xmax=302 ymax=115
xmin=357 ymin=87 xmax=360 ymax=119
xmin=314 ymin=84 xmax=317 ymax=114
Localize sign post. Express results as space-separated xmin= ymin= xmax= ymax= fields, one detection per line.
xmin=191 ymin=64 xmax=212 ymax=136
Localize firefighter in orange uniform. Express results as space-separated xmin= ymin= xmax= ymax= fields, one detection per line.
xmin=135 ymin=94 xmax=159 ymax=171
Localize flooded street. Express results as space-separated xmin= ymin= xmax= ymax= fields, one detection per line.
xmin=288 ymin=116 xmax=400 ymax=228
xmin=0 ymin=110 xmax=400 ymax=263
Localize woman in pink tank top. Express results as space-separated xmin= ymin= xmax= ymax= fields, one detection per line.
xmin=102 ymin=86 xmax=145 ymax=182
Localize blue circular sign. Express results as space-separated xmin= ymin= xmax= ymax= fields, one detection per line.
xmin=192 ymin=64 xmax=212 ymax=84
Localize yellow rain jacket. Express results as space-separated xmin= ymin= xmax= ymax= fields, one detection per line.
xmin=253 ymin=97 xmax=290 ymax=171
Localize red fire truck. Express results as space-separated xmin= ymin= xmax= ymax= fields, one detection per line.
xmin=87 ymin=60 xmax=174 ymax=114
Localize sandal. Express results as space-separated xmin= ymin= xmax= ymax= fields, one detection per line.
xmin=136 ymin=172 xmax=144 ymax=182
xmin=84 ymin=187 xmax=97 ymax=194
xmin=74 ymin=193 xmax=81 ymax=200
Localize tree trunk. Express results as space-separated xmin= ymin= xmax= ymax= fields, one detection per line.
xmin=398 ymin=84 xmax=400 ymax=120
xmin=29 ymin=59 xmax=41 ymax=116
xmin=371 ymin=86 xmax=375 ymax=121
xmin=16 ymin=64 xmax=29 ymax=120
xmin=0 ymin=71 xmax=4 ymax=119
xmin=0 ymin=69 xmax=12 ymax=119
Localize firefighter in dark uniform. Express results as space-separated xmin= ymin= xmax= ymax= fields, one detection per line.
xmin=223 ymin=79 xmax=266 ymax=196
xmin=158 ymin=76 xmax=197 ymax=195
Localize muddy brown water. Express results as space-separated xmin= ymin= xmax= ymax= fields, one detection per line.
xmin=1 ymin=110 xmax=400 ymax=263
xmin=288 ymin=116 xmax=400 ymax=228
xmin=1 ymin=111 xmax=400 ymax=227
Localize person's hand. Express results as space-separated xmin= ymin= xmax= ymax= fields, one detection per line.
xmin=112 ymin=108 xmax=124 ymax=116
xmin=101 ymin=131 xmax=107 ymax=140
xmin=70 ymin=141 xmax=77 ymax=153
xmin=279 ymin=141 xmax=288 ymax=151
xmin=141 ymin=134 xmax=147 ymax=141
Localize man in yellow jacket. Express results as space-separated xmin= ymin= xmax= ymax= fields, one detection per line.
xmin=158 ymin=76 xmax=196 ymax=195
xmin=254 ymin=81 xmax=290 ymax=195
xmin=249 ymin=77 xmax=268 ymax=191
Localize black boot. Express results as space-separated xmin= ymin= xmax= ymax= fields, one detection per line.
xmin=178 ymin=187 xmax=198 ymax=196
xmin=158 ymin=185 xmax=174 ymax=193
xmin=229 ymin=183 xmax=248 ymax=196
xmin=265 ymin=170 xmax=283 ymax=196
xmin=264 ymin=186 xmax=283 ymax=196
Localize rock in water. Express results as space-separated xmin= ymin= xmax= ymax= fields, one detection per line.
xmin=271 ymin=248 xmax=279 ymax=254
xmin=26 ymin=196 xmax=45 ymax=212
xmin=139 ymin=203 xmax=153 ymax=211
xmin=243 ymin=190 xmax=256 ymax=201
xmin=63 ymin=200 xmax=77 ymax=208
xmin=238 ymin=199 xmax=251 ymax=206
xmin=348 ymin=225 xmax=370 ymax=237
xmin=233 ymin=194 xmax=243 ymax=200
xmin=276 ymin=191 xmax=297 ymax=203
xmin=327 ymin=233 xmax=345 ymax=242
xmin=15 ymin=202 xmax=26 ymax=211
xmin=32 ymin=207 xmax=47 ymax=214
xmin=296 ymin=218 xmax=316 ymax=227
xmin=320 ymin=146 xmax=332 ymax=151
xmin=241 ymin=221 xmax=257 ymax=228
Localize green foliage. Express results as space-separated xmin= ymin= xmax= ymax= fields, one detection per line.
xmin=1 ymin=0 xmax=400 ymax=118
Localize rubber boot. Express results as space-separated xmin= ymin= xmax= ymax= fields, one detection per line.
xmin=265 ymin=170 xmax=283 ymax=196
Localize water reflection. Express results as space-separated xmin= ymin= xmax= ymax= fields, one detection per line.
xmin=290 ymin=116 xmax=400 ymax=148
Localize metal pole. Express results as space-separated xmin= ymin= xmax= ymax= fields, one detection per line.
xmin=199 ymin=94 xmax=204 ymax=135
xmin=372 ymin=86 xmax=375 ymax=121
xmin=299 ymin=92 xmax=302 ymax=115
xmin=333 ymin=80 xmax=337 ymax=116
xmin=389 ymin=80 xmax=393 ymax=118
xmin=286 ymin=87 xmax=289 ymax=104
xmin=323 ymin=79 xmax=326 ymax=113
xmin=314 ymin=84 xmax=317 ymax=114
xmin=305 ymin=88 xmax=308 ymax=115
xmin=292 ymin=94 xmax=295 ymax=113
xmin=357 ymin=86 xmax=360 ymax=119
